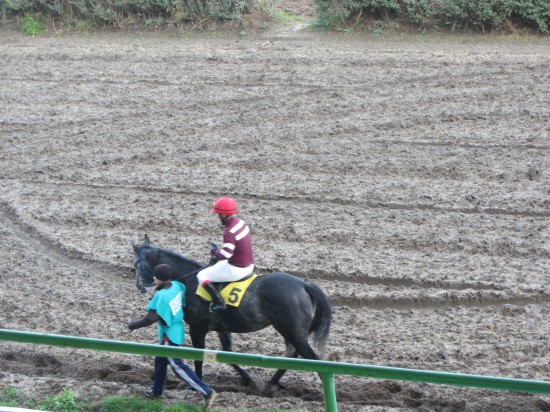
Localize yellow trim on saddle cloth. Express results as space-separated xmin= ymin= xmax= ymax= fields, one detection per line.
xmin=196 ymin=274 xmax=258 ymax=307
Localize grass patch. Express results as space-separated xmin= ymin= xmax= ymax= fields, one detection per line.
xmin=21 ymin=13 xmax=46 ymax=36
xmin=1 ymin=387 xmax=200 ymax=412
xmin=102 ymin=395 xmax=204 ymax=411
xmin=1 ymin=386 xmax=294 ymax=412
xmin=1 ymin=387 xmax=88 ymax=411
xmin=40 ymin=388 xmax=85 ymax=412
xmin=0 ymin=386 xmax=21 ymax=407
xmin=269 ymin=9 xmax=304 ymax=24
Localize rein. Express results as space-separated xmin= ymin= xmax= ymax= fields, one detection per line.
xmin=175 ymin=263 xmax=209 ymax=280
xmin=174 ymin=256 xmax=217 ymax=281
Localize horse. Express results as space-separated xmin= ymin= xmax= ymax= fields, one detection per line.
xmin=132 ymin=235 xmax=332 ymax=394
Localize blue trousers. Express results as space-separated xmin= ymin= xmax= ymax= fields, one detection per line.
xmin=151 ymin=340 xmax=213 ymax=397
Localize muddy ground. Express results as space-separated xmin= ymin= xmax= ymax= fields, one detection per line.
xmin=0 ymin=11 xmax=549 ymax=412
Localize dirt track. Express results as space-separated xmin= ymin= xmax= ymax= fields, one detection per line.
xmin=1 ymin=22 xmax=549 ymax=411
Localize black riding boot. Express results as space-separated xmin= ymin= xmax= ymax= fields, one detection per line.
xmin=204 ymin=282 xmax=227 ymax=312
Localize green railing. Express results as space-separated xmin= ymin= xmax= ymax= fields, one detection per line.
xmin=1 ymin=329 xmax=549 ymax=411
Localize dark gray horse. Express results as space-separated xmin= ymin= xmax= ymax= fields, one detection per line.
xmin=132 ymin=235 xmax=332 ymax=394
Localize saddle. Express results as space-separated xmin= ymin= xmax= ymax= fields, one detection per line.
xmin=196 ymin=274 xmax=258 ymax=308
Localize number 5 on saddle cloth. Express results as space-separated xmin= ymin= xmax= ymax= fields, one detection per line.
xmin=196 ymin=274 xmax=258 ymax=307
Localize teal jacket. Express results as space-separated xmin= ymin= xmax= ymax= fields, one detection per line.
xmin=146 ymin=281 xmax=186 ymax=345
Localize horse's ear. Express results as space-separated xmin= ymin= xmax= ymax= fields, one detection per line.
xmin=132 ymin=242 xmax=139 ymax=254
xmin=144 ymin=234 xmax=150 ymax=244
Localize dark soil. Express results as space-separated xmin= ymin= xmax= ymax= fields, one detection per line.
xmin=0 ymin=12 xmax=549 ymax=412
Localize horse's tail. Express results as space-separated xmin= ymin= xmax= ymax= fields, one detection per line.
xmin=305 ymin=282 xmax=332 ymax=359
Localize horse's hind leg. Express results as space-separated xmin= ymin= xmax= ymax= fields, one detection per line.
xmin=264 ymin=332 xmax=322 ymax=395
xmin=264 ymin=340 xmax=299 ymax=395
xmin=292 ymin=338 xmax=320 ymax=360
xmin=217 ymin=331 xmax=264 ymax=392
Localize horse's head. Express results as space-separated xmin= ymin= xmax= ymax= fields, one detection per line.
xmin=132 ymin=235 xmax=204 ymax=292
xmin=132 ymin=237 xmax=157 ymax=291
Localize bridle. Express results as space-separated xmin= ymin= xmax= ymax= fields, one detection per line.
xmin=135 ymin=247 xmax=154 ymax=282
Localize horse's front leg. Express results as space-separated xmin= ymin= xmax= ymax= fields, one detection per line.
xmin=217 ymin=331 xmax=264 ymax=393
xmin=189 ymin=325 xmax=207 ymax=379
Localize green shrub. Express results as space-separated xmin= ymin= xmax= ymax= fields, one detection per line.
xmin=309 ymin=13 xmax=348 ymax=30
xmin=313 ymin=0 xmax=550 ymax=32
xmin=70 ymin=18 xmax=97 ymax=30
xmin=3 ymin=0 xmax=34 ymax=15
xmin=3 ymin=0 xmax=254 ymax=26
xmin=21 ymin=13 xmax=46 ymax=35
xmin=502 ymin=0 xmax=550 ymax=32
xmin=3 ymin=0 xmax=550 ymax=32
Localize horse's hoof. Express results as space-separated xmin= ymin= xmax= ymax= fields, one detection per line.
xmin=262 ymin=382 xmax=282 ymax=396
xmin=248 ymin=376 xmax=265 ymax=393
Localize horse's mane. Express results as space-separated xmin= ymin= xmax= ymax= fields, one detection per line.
xmin=141 ymin=243 xmax=203 ymax=268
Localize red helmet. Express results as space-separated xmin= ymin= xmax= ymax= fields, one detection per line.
xmin=211 ymin=197 xmax=238 ymax=215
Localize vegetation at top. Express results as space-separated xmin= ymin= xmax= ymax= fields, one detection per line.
xmin=1 ymin=0 xmax=259 ymax=32
xmin=1 ymin=0 xmax=548 ymax=34
xmin=313 ymin=0 xmax=550 ymax=33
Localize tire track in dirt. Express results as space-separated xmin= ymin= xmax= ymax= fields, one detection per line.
xmin=5 ymin=55 xmax=546 ymax=138
xmin=4 ymin=185 xmax=549 ymax=311
xmin=1 ymin=67 xmax=528 ymax=93
xmin=10 ymin=179 xmax=550 ymax=270
xmin=18 ymin=179 xmax=550 ymax=219
xmin=0 ymin=199 xmax=129 ymax=277
xmin=371 ymin=138 xmax=550 ymax=151
xmin=329 ymin=291 xmax=550 ymax=310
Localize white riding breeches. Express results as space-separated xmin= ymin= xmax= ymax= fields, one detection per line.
xmin=197 ymin=259 xmax=254 ymax=284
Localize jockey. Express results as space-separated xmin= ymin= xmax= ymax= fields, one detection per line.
xmin=198 ymin=197 xmax=255 ymax=312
